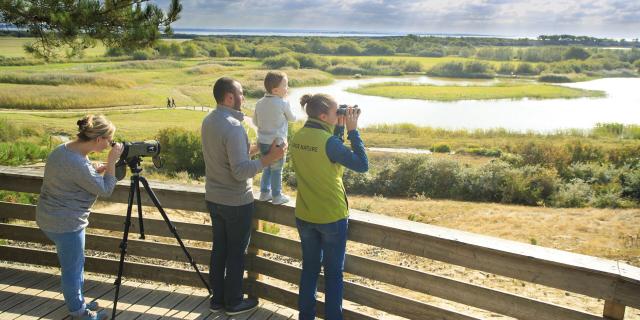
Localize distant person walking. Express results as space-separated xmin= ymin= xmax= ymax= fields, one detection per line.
xmin=290 ymin=94 xmax=368 ymax=320
xmin=201 ymin=77 xmax=286 ymax=316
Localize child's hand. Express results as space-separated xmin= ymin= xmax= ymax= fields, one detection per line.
xmin=93 ymin=162 xmax=106 ymax=174
xmin=249 ymin=143 xmax=260 ymax=156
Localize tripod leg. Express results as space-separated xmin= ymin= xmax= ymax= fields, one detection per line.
xmin=135 ymin=180 xmax=145 ymax=239
xmin=139 ymin=176 xmax=212 ymax=295
xmin=112 ymin=175 xmax=137 ymax=319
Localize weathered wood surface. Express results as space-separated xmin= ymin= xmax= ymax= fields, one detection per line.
xmin=3 ymin=165 xmax=640 ymax=319
xmin=0 ymin=263 xmax=297 ymax=320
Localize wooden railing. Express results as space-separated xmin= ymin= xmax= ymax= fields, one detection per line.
xmin=1 ymin=165 xmax=639 ymax=320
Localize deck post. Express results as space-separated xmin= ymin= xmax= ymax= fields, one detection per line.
xmin=603 ymin=300 xmax=625 ymax=320
xmin=247 ymin=217 xmax=263 ymax=299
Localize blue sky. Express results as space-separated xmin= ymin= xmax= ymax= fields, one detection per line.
xmin=158 ymin=0 xmax=640 ymax=39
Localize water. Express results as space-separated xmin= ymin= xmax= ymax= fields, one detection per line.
xmin=173 ymin=28 xmax=501 ymax=38
xmin=287 ymin=77 xmax=640 ymax=132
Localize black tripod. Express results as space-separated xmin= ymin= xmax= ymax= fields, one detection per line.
xmin=111 ymin=157 xmax=211 ymax=319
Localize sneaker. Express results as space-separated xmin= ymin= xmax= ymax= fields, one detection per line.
xmin=86 ymin=301 xmax=99 ymax=311
xmin=272 ymin=194 xmax=290 ymax=205
xmin=258 ymin=192 xmax=272 ymax=201
xmin=72 ymin=309 xmax=109 ymax=320
xmin=225 ymin=298 xmax=258 ymax=316
xmin=209 ymin=300 xmax=224 ymax=312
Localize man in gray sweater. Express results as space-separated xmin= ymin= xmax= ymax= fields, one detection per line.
xmin=201 ymin=77 xmax=285 ymax=316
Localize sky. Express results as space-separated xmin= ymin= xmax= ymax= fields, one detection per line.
xmin=155 ymin=0 xmax=640 ymax=39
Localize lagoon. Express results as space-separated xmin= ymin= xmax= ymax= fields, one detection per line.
xmin=288 ymin=77 xmax=640 ymax=132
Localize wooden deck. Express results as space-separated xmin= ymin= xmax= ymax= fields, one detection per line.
xmin=0 ymin=262 xmax=298 ymax=320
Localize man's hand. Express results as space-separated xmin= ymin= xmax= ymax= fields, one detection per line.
xmin=261 ymin=140 xmax=287 ymax=167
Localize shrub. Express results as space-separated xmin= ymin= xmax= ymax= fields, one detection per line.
xmin=132 ymin=49 xmax=154 ymax=60
xmin=326 ymin=64 xmax=365 ymax=76
xmin=431 ymin=143 xmax=451 ymax=153
xmin=551 ymin=179 xmax=593 ymax=207
xmin=590 ymin=187 xmax=629 ymax=208
xmin=255 ymin=46 xmax=288 ymax=58
xmin=0 ymin=118 xmax=20 ymax=142
xmin=403 ymin=61 xmax=422 ymax=72
xmin=0 ymin=141 xmax=50 ymax=165
xmin=262 ymin=54 xmax=300 ymax=69
xmin=414 ymin=159 xmax=461 ymax=199
xmin=538 ymin=75 xmax=572 ymax=83
xmin=621 ymin=168 xmax=640 ymax=201
xmin=336 ymin=42 xmax=363 ymax=55
xmin=564 ymin=47 xmax=591 ymax=60
xmin=182 ymin=43 xmax=200 ymax=58
xmin=515 ymin=62 xmax=537 ymax=75
xmin=156 ymin=128 xmax=204 ymax=177
xmin=498 ymin=63 xmax=515 ymax=75
xmin=562 ymin=162 xmax=620 ymax=185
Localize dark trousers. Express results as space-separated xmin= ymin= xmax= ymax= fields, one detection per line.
xmin=207 ymin=201 xmax=254 ymax=307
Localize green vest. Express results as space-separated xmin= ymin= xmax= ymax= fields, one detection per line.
xmin=291 ymin=119 xmax=348 ymax=224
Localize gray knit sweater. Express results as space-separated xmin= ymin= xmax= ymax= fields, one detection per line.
xmin=201 ymin=105 xmax=263 ymax=206
xmin=36 ymin=143 xmax=117 ymax=233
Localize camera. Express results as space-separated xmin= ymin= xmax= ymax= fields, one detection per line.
xmin=114 ymin=140 xmax=162 ymax=180
xmin=337 ymin=104 xmax=360 ymax=116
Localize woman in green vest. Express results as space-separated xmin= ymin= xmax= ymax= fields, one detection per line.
xmin=290 ymin=93 xmax=368 ymax=320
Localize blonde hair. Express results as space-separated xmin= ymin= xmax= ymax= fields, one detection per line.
xmin=264 ymin=71 xmax=287 ymax=94
xmin=76 ymin=114 xmax=115 ymax=141
xmin=300 ymin=93 xmax=335 ymax=120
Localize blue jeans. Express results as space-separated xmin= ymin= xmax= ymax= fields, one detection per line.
xmin=207 ymin=201 xmax=254 ymax=307
xmin=259 ymin=143 xmax=285 ymax=197
xmin=43 ymin=229 xmax=87 ymax=315
xmin=296 ymin=218 xmax=348 ymax=320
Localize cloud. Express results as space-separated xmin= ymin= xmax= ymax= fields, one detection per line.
xmin=154 ymin=0 xmax=640 ymax=38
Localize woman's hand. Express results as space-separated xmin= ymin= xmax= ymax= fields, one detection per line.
xmin=104 ymin=143 xmax=124 ymax=178
xmin=337 ymin=114 xmax=346 ymax=127
xmin=107 ymin=143 xmax=124 ymax=164
xmin=346 ymin=107 xmax=360 ymax=131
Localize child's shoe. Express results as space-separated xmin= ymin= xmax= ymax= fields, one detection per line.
xmin=259 ymin=192 xmax=272 ymax=201
xmin=272 ymin=194 xmax=290 ymax=205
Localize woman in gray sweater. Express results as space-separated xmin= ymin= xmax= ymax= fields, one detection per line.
xmin=36 ymin=115 xmax=123 ymax=320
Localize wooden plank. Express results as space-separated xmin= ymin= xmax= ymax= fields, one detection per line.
xmin=0 ymin=202 xmax=212 ymax=242
xmin=347 ymin=209 xmax=640 ymax=309
xmin=247 ymin=217 xmax=263 ymax=300
xmin=183 ymin=295 xmax=214 ymax=320
xmin=0 ymin=273 xmax=59 ymax=316
xmin=0 ymin=269 xmax=32 ymax=291
xmin=0 ymin=223 xmax=211 ymax=266
xmin=41 ymin=278 xmax=118 ymax=320
xmin=248 ymin=279 xmax=376 ymax=320
xmin=112 ymin=282 xmax=160 ymax=318
xmin=253 ymin=231 xmax=603 ymax=320
xmin=136 ymin=287 xmax=194 ymax=320
xmin=0 ymin=271 xmax=53 ymax=303
xmin=3 ymin=167 xmax=640 ymax=309
xmin=249 ymin=256 xmax=480 ymax=320
xmin=116 ymin=286 xmax=172 ymax=320
xmin=0 ymin=245 xmax=211 ymax=288
xmin=11 ymin=278 xmax=104 ymax=320
xmin=163 ymin=290 xmax=210 ymax=319
xmin=87 ymin=280 xmax=139 ymax=317
xmin=0 ymin=267 xmax=20 ymax=280
xmin=603 ymin=300 xmax=625 ymax=320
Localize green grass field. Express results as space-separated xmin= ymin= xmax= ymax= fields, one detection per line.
xmin=0 ymin=37 xmax=108 ymax=58
xmin=325 ymin=55 xmax=534 ymax=70
xmin=348 ymin=82 xmax=605 ymax=101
